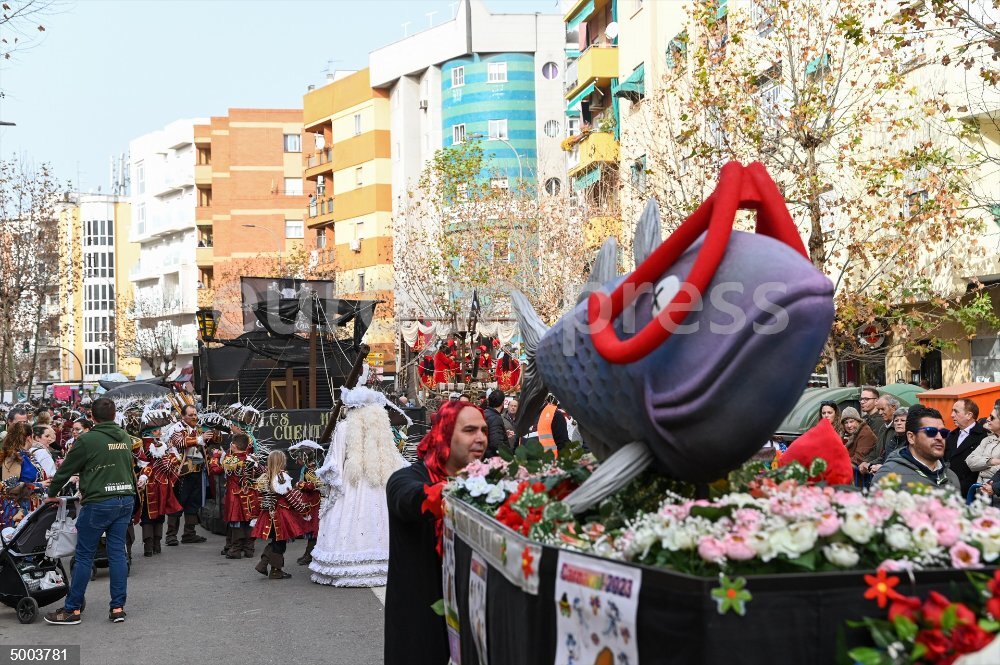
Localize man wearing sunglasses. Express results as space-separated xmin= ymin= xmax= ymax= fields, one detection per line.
xmin=873 ymin=405 xmax=959 ymax=492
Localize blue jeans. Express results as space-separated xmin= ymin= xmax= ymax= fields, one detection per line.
xmin=65 ymin=495 xmax=134 ymax=612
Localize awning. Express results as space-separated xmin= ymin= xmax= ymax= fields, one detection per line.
xmin=566 ymin=80 xmax=596 ymax=110
xmin=573 ymin=164 xmax=602 ymax=191
xmin=566 ymin=0 xmax=595 ymax=31
xmin=614 ymin=63 xmax=645 ymax=101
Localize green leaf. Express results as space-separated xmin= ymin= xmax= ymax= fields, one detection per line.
xmin=979 ymin=618 xmax=1000 ymax=632
xmin=892 ymin=615 xmax=917 ymax=642
xmin=846 ymin=647 xmax=889 ymax=665
xmin=910 ymin=642 xmax=927 ymax=661
xmin=941 ymin=604 xmax=957 ymax=632
xmin=498 ymin=446 xmax=514 ymax=462
xmin=786 ymin=550 xmax=817 ymax=571
xmin=689 ymin=504 xmax=735 ymax=521
xmin=430 ymin=599 xmax=445 ymax=616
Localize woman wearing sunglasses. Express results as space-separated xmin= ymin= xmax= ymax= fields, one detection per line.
xmin=964 ymin=400 xmax=1000 ymax=486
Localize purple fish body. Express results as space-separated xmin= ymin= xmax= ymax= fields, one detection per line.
xmin=533 ymin=231 xmax=834 ymax=482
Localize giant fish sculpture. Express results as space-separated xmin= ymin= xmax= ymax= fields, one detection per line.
xmin=513 ymin=162 xmax=834 ymax=507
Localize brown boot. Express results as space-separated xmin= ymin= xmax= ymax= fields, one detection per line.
xmin=181 ymin=514 xmax=207 ymax=543
xmin=141 ymin=524 xmax=154 ymax=557
xmin=241 ymin=527 xmax=254 ymax=557
xmin=255 ymin=542 xmax=271 ymax=575
xmin=296 ymin=538 xmax=315 ymax=565
xmin=226 ymin=529 xmax=243 ymax=559
xmin=221 ymin=526 xmax=233 ymax=556
xmin=165 ymin=514 xmax=180 ymax=546
xmin=152 ymin=522 xmax=163 ymax=554
xmin=268 ymin=552 xmax=291 ymax=579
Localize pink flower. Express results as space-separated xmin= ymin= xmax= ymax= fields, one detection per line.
xmin=697 ymin=536 xmax=726 ymax=562
xmin=732 ymin=508 xmax=763 ymax=526
xmin=901 ymin=509 xmax=933 ymax=530
xmin=879 ymin=558 xmax=915 ymax=572
xmin=833 ymin=491 xmax=864 ymax=507
xmin=816 ymin=510 xmax=841 ymax=537
xmin=949 ymin=541 xmax=982 ymax=569
xmin=464 ymin=461 xmax=490 ymax=478
xmin=935 ymin=523 xmax=962 ymax=548
xmin=722 ymin=533 xmax=756 ymax=560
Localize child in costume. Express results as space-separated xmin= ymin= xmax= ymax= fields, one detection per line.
xmin=209 ymin=432 xmax=261 ymax=559
xmin=287 ymin=440 xmax=325 ymax=565
xmin=252 ymin=450 xmax=310 ymax=580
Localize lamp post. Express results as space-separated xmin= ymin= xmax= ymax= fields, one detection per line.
xmin=468 ymin=132 xmax=523 ymax=185
xmin=195 ymin=308 xmax=220 ymax=403
xmin=241 ymin=224 xmax=285 ymax=276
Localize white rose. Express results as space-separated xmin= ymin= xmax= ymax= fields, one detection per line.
xmin=464 ymin=476 xmax=490 ymax=497
xmin=884 ymin=524 xmax=913 ymax=551
xmin=484 ymin=484 xmax=506 ymax=505
xmin=747 ymin=530 xmax=776 ymax=561
xmin=631 ymin=526 xmax=658 ymax=556
xmin=912 ymin=524 xmax=939 ymax=551
xmin=823 ymin=542 xmax=860 ymax=568
xmin=770 ymin=522 xmax=818 ymax=558
xmin=842 ymin=509 xmax=876 ymax=544
xmin=980 ymin=532 xmax=1000 ymax=563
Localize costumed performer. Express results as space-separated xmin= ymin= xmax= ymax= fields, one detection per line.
xmin=135 ymin=429 xmax=182 ymax=557
xmin=209 ymin=432 xmax=262 ymax=559
xmin=287 ymin=440 xmax=325 ymax=566
xmin=165 ymin=404 xmax=216 ymax=546
xmin=384 ymin=400 xmax=487 ymax=665
xmin=308 ymin=371 xmax=407 ymax=586
xmin=252 ymin=450 xmax=311 ymax=580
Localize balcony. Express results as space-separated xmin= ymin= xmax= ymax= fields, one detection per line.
xmin=307 ymin=197 xmax=335 ymax=228
xmin=196 ymin=246 xmax=214 ymax=268
xmin=194 ymin=164 xmax=212 ymax=186
xmin=566 ymin=45 xmax=618 ymax=104
xmin=567 ymin=131 xmax=619 ymax=177
xmin=305 ymin=148 xmax=334 ymax=179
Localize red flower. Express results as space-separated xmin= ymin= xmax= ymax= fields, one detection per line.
xmin=521 ymin=547 xmax=535 ymax=578
xmin=916 ymin=629 xmax=951 ymax=661
xmin=420 ymin=482 xmax=445 ymax=519
xmin=987 ymin=596 xmax=1000 ymax=620
xmin=988 ymin=570 xmax=1000 ymax=598
xmin=951 ymin=623 xmax=994 ymax=655
xmin=863 ymin=569 xmax=903 ymax=608
xmin=531 ymin=481 xmax=546 ymax=494
xmin=922 ymin=591 xmax=975 ymax=628
xmin=549 ymin=478 xmax=576 ymax=501
xmin=888 ymin=595 xmax=922 ymax=622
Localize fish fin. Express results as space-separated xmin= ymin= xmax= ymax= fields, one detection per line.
xmin=510 ymin=291 xmax=551 ymax=439
xmin=576 ymin=237 xmax=619 ymax=305
xmin=511 ymin=291 xmax=547 ymax=354
xmin=633 ymin=198 xmax=662 ymax=266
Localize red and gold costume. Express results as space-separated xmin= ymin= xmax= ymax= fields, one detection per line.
xmin=208 ymin=450 xmax=261 ymax=523
xmin=296 ymin=466 xmax=322 ymax=536
xmin=418 ymin=355 xmax=436 ymax=390
xmin=251 ymin=472 xmax=311 ymax=542
xmin=135 ymin=439 xmax=183 ymax=521
xmin=496 ymin=353 xmax=522 ymax=392
xmin=433 ymin=349 xmax=459 ymax=385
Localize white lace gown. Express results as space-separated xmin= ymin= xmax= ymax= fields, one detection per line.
xmin=309 ymin=422 xmax=405 ymax=587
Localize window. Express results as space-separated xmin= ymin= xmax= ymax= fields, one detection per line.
xmin=353 ymin=113 xmax=362 ymax=136
xmin=452 ymin=66 xmax=465 ymax=87
xmin=544 ymin=120 xmax=560 ymax=138
xmin=488 ymin=62 xmax=508 ymax=83
xmin=758 ymin=79 xmax=781 ymax=130
xmin=358 ymin=272 xmax=365 ymax=292
xmin=314 ymin=133 xmax=325 ymax=150
xmin=567 ymin=118 xmax=580 ymax=137
xmin=285 ymin=220 xmax=304 ymax=239
xmin=544 ymin=178 xmax=562 ymax=196
xmin=488 ymin=119 xmax=508 ymax=140
xmin=136 ymin=204 xmax=146 ymax=235
xmin=542 ymin=62 xmax=559 ymax=80
xmin=453 ymin=124 xmax=466 ymax=144
xmin=136 ymin=161 xmax=145 ymax=195
xmin=355 ymin=167 xmax=363 ymax=186
xmin=283 ymin=134 xmax=302 ymax=153
xmin=316 ymin=229 xmax=326 ymax=248
xmin=284 ymin=178 xmax=303 ymax=195
xmin=491 ymin=177 xmax=509 ymax=190
xmin=316 ymin=177 xmax=325 ymax=196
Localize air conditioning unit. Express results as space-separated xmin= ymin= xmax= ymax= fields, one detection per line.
xmin=350 ymin=238 xmax=362 ymax=252
xmin=418 ymin=99 xmax=429 ymax=110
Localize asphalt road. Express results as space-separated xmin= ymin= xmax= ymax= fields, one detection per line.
xmin=0 ymin=528 xmax=385 ymax=665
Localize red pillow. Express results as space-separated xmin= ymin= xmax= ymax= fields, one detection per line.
xmin=778 ymin=418 xmax=853 ymax=485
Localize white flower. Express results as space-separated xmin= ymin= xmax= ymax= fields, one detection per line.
xmin=464 ymin=476 xmax=491 ymax=498
xmin=823 ymin=543 xmax=860 ymax=568
xmin=484 ymin=484 xmax=506 ymax=505
xmin=631 ymin=526 xmax=658 ymax=557
xmin=912 ymin=524 xmax=939 ymax=552
xmin=884 ymin=524 xmax=913 ymax=551
xmin=770 ymin=522 xmax=818 ymax=558
xmin=841 ymin=509 xmax=876 ymax=544
xmin=980 ymin=532 xmax=1000 ymax=563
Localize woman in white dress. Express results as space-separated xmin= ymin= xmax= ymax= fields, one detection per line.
xmin=309 ymin=378 xmax=408 ymax=587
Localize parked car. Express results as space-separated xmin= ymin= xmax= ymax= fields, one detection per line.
xmin=772 ymin=384 xmax=924 ymax=445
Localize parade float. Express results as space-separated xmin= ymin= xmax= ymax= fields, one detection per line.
xmin=437 ymin=162 xmax=1000 ymax=665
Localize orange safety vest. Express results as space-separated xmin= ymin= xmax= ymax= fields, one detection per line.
xmin=536 ymin=404 xmax=559 ymax=458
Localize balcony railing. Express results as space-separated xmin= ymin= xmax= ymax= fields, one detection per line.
xmin=308 ymin=197 xmax=334 ymax=218
xmin=306 ymin=147 xmax=332 ymax=168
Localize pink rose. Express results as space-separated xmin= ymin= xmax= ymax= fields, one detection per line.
xmin=697 ymin=536 xmax=726 ymax=562
xmin=949 ymin=541 xmax=982 ymax=569
xmin=722 ymin=533 xmax=756 ymax=560
xmin=935 ymin=523 xmax=962 ymax=548
xmin=816 ymin=510 xmax=841 ymax=537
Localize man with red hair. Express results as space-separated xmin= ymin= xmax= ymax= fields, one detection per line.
xmin=384 ymin=401 xmax=487 ymax=665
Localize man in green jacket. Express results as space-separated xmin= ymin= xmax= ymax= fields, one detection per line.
xmin=42 ymin=397 xmax=136 ymax=626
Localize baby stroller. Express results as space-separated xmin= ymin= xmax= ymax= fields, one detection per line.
xmin=0 ymin=499 xmax=73 ymax=623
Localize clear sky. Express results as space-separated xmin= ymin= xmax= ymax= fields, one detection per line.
xmin=0 ymin=0 xmax=557 ymax=193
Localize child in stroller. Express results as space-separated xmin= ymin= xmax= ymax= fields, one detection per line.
xmin=0 ymin=498 xmax=73 ymax=623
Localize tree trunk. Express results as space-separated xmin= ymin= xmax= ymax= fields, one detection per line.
xmin=804 ymin=147 xmax=826 ymax=270
xmin=826 ymin=341 xmax=841 ymax=388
